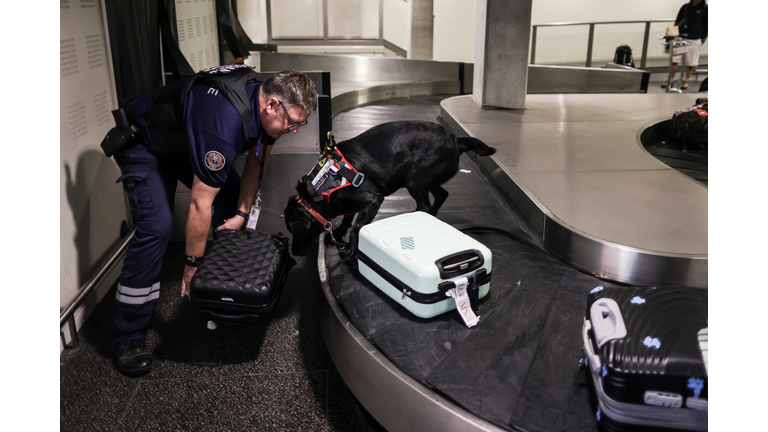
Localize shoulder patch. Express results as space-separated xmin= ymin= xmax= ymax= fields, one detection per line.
xmin=205 ymin=151 xmax=226 ymax=171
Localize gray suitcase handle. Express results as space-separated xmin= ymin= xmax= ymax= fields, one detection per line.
xmin=590 ymin=298 xmax=627 ymax=348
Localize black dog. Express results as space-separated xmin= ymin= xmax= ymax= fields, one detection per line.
xmin=283 ymin=120 xmax=496 ymax=259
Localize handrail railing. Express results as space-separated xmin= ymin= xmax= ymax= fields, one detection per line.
xmin=531 ymin=19 xmax=675 ymax=69
xmin=60 ymin=227 xmax=136 ymax=349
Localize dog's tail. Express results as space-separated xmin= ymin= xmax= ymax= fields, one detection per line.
xmin=457 ymin=137 xmax=496 ymax=157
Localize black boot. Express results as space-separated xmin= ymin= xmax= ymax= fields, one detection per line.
xmin=114 ymin=338 xmax=152 ymax=377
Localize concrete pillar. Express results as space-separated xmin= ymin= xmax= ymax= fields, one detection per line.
xmin=410 ymin=0 xmax=433 ymax=60
xmin=473 ymin=0 xmax=532 ymax=109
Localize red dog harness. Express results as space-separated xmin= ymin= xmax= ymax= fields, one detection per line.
xmin=294 ymin=145 xmax=378 ymax=229
xmin=304 ymin=148 xmax=364 ymax=209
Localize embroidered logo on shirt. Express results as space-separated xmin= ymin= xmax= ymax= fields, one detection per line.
xmin=205 ymin=151 xmax=226 ymax=171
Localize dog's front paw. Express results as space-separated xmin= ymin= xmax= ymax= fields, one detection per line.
xmin=338 ymin=247 xmax=356 ymax=262
xmin=339 ymin=253 xmax=358 ymax=271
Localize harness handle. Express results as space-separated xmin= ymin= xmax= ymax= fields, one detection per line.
xmin=352 ymin=172 xmax=365 ymax=187
xmin=325 ymin=131 xmax=337 ymax=154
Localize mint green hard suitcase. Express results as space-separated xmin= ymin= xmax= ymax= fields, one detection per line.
xmin=357 ymin=212 xmax=492 ymax=323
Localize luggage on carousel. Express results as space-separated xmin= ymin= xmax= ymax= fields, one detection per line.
xmin=357 ymin=212 xmax=492 ymax=326
xmin=189 ymin=229 xmax=294 ymax=324
xmin=582 ymin=285 xmax=708 ymax=431
xmin=671 ymin=98 xmax=708 ymax=150
xmin=613 ymin=45 xmax=635 ymax=67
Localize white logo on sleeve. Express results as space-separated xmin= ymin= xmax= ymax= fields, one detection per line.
xmin=205 ymin=151 xmax=226 ymax=171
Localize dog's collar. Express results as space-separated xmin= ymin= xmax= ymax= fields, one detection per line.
xmin=295 ymin=195 xmax=332 ymax=230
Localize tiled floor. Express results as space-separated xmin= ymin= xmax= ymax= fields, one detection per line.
xmin=59 ymin=143 xmax=390 ymax=431
xmin=60 ymin=239 xmax=384 ymax=432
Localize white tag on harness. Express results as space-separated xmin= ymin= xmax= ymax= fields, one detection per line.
xmin=448 ymin=277 xmax=480 ymax=328
xmin=311 ymin=158 xmax=334 ymax=189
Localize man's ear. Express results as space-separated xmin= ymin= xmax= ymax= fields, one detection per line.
xmin=266 ymin=97 xmax=281 ymax=116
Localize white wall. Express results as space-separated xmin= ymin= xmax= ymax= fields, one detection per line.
xmin=271 ymin=0 xmax=324 ymax=38
xmin=384 ymin=0 xmax=411 ymax=55
xmin=433 ymin=0 xmax=709 ymax=64
xmin=60 ymin=1 xmax=127 ymax=342
xmin=176 ymin=0 xmax=220 ymax=71
xmin=237 ymin=0 xmax=268 ymax=43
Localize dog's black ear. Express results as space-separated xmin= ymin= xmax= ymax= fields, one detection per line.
xmin=283 ymin=196 xmax=299 ymax=233
xmin=294 ymin=180 xmax=307 ymax=195
xmin=289 ymin=213 xmax=315 ymax=256
xmin=284 ymin=197 xmax=318 ymax=256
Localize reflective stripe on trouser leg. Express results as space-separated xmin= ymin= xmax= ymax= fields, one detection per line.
xmin=116 ymin=282 xmax=160 ymax=304
xmin=112 ymin=283 xmax=161 ymax=344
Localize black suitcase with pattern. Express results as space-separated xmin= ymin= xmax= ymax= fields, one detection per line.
xmin=582 ymin=285 xmax=708 ymax=431
xmin=189 ymin=230 xmax=294 ymax=324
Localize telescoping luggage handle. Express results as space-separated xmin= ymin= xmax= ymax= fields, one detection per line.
xmin=590 ymin=298 xmax=627 ymax=348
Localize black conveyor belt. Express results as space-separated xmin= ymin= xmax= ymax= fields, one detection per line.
xmin=321 ymin=95 xmax=615 ymax=431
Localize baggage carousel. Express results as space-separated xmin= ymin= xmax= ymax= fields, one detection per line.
xmin=276 ymin=95 xmax=615 ymax=431
xmin=260 ymin=84 xmax=710 ymax=430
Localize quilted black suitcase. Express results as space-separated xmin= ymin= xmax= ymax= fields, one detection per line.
xmin=582 ymin=285 xmax=708 ymax=431
xmin=189 ymin=230 xmax=294 ymax=324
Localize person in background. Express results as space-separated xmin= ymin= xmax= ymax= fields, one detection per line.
xmin=110 ymin=69 xmax=317 ymax=377
xmin=662 ymin=0 xmax=707 ymax=90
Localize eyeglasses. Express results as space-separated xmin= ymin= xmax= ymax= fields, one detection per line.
xmin=278 ymin=101 xmax=308 ymax=130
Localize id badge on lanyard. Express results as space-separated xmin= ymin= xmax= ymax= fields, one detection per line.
xmin=245 ymin=139 xmax=267 ymax=232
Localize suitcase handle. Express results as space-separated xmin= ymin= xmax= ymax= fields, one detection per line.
xmin=442 ymin=256 xmax=480 ymax=271
xmin=589 ymin=298 xmax=627 ymax=348
xmin=435 ymin=249 xmax=484 ymax=279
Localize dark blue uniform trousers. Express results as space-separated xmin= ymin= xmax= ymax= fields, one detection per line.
xmin=111 ymin=101 xmax=240 ymax=344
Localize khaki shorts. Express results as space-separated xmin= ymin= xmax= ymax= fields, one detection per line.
xmin=672 ymin=38 xmax=702 ymax=67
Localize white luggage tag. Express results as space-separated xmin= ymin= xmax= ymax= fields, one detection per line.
xmin=245 ymin=191 xmax=261 ymax=232
xmin=447 ymin=277 xmax=480 ymax=328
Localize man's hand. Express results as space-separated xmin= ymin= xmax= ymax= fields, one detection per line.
xmin=216 ymin=214 xmax=247 ymax=232
xmin=181 ymin=264 xmax=197 ymax=297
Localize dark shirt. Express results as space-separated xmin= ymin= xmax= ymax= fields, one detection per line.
xmin=676 ymin=1 xmax=707 ymax=40
xmin=182 ymin=81 xmax=274 ymax=188
xmin=126 ymin=81 xmax=275 ymax=189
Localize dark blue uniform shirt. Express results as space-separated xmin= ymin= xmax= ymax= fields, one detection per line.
xmin=184 ymin=81 xmax=275 ymax=188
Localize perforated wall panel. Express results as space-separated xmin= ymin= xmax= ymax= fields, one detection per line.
xmin=60 ymin=0 xmax=126 ymax=307
xmin=176 ymin=0 xmax=220 ymax=71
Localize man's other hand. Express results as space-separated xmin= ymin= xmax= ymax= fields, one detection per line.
xmin=181 ymin=265 xmax=198 ymax=297
xmin=216 ymin=214 xmax=246 ymax=232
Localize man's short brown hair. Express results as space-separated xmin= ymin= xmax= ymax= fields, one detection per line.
xmin=261 ymin=70 xmax=318 ymax=114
